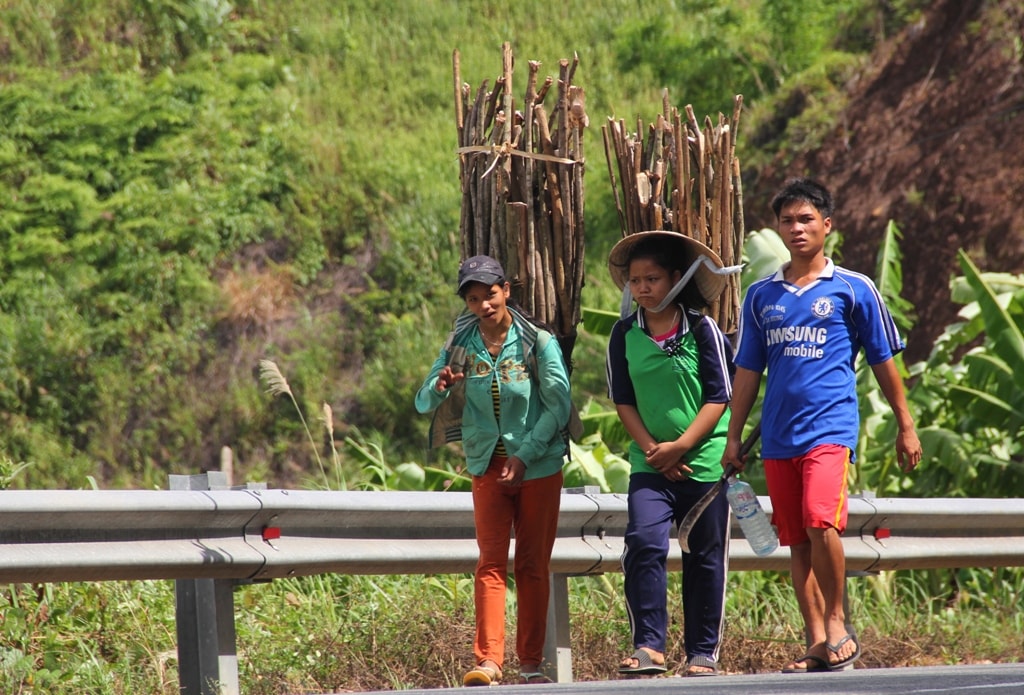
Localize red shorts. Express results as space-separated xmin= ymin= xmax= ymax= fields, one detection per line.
xmin=763 ymin=444 xmax=851 ymax=546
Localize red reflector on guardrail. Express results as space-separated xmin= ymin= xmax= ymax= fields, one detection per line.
xmin=262 ymin=526 xmax=281 ymax=541
xmin=874 ymin=527 xmax=891 ymax=540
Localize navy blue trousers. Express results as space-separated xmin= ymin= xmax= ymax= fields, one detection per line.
xmin=621 ymin=473 xmax=730 ymax=661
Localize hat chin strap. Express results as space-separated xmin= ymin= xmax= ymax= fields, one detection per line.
xmin=620 ymin=255 xmax=744 ymax=319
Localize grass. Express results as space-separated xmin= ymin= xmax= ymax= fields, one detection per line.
xmin=2 ymin=565 xmax=1021 ymax=693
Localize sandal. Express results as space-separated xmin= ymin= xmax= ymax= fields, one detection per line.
xmin=782 ymin=652 xmax=829 ymax=673
xmin=518 ymin=672 xmax=553 ymax=684
xmin=684 ymin=655 xmax=719 ymax=676
xmin=463 ymin=661 xmax=502 ymax=687
xmin=618 ymin=648 xmax=667 ymax=675
xmin=825 ymin=633 xmax=862 ymax=671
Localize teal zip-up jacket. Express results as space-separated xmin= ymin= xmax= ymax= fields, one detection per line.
xmin=415 ymin=309 xmax=571 ymax=480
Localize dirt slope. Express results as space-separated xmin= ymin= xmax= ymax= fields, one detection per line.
xmin=746 ymin=0 xmax=1024 ymax=362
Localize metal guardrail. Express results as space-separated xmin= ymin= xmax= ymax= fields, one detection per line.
xmin=2 ymin=476 xmax=1023 ymax=694
xmin=5 ymin=486 xmax=1023 ymax=580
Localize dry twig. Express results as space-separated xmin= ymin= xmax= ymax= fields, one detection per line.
xmin=453 ymin=42 xmax=588 ymax=356
xmin=602 ymin=92 xmax=745 ymax=333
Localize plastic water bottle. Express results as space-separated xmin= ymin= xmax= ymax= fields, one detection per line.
xmin=725 ymin=475 xmax=779 ymax=556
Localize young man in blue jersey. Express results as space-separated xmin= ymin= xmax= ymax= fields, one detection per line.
xmin=722 ymin=178 xmax=922 ymax=673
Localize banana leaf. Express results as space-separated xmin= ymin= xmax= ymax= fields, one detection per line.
xmin=957 ymin=250 xmax=1024 ymax=392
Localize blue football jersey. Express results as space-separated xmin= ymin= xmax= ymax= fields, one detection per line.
xmin=734 ymin=260 xmax=905 ymax=459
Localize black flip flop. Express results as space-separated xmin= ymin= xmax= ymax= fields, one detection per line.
xmin=782 ymin=653 xmax=829 ymax=673
xmin=825 ymin=633 xmax=862 ymax=671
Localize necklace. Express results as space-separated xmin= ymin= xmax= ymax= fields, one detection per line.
xmin=479 ymin=323 xmax=512 ymax=350
xmin=647 ymin=309 xmax=679 ymax=341
xmin=652 ymin=308 xmax=679 ymax=331
xmin=480 ymin=331 xmax=507 ymax=348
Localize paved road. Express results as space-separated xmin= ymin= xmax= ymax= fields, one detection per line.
xmin=352 ymin=663 xmax=1024 ymax=694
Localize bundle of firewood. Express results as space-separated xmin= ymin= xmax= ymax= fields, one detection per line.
xmin=453 ymin=42 xmax=588 ymax=355
xmin=602 ymin=92 xmax=744 ymax=334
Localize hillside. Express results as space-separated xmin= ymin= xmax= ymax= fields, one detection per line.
xmin=746 ymin=0 xmax=1024 ymax=362
xmin=1 ymin=0 xmax=1019 ymax=489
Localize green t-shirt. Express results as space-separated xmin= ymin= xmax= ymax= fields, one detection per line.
xmin=609 ymin=309 xmax=732 ymax=482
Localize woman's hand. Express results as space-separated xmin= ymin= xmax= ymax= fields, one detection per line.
xmin=498 ymin=456 xmax=526 ymax=486
xmin=434 ymin=365 xmax=465 ymax=392
xmin=645 ymin=441 xmax=692 ymax=481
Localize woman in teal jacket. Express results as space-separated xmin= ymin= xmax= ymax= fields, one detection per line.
xmin=415 ymin=255 xmax=571 ymax=687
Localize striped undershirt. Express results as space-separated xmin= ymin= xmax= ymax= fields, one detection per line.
xmin=491 ymin=372 xmax=506 ymax=456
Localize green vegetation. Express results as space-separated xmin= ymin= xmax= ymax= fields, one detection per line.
xmin=1 ymin=1 xmax=1020 ymax=693
xmin=0 ymin=0 xmax=932 ymax=490
xmin=3 ymin=564 xmax=1022 ymax=693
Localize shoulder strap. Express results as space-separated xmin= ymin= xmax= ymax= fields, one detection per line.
xmin=527 ymin=328 xmax=583 ymax=446
xmin=526 ymin=328 xmax=549 ymax=375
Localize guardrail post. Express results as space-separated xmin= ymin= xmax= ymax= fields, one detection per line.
xmin=170 ymin=472 xmax=240 ymax=695
xmin=175 ymin=577 xmax=239 ymax=695
xmin=542 ymin=486 xmax=602 ymax=683
xmin=544 ymin=573 xmax=573 ymax=683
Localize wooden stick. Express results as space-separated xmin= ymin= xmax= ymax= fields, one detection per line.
xmin=536 ymin=75 xmax=553 ymax=104
xmin=603 ymin=122 xmax=627 ymax=237
xmin=555 ymin=59 xmax=572 ymax=324
xmin=571 ymin=126 xmax=586 ymax=329
xmin=522 ymin=61 xmax=539 ymax=294
xmin=675 ymin=109 xmax=688 ymax=238
xmin=506 ymin=202 xmax=527 ymax=300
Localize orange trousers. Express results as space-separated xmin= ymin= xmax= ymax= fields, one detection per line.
xmin=471 ymin=456 xmax=563 ymax=669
